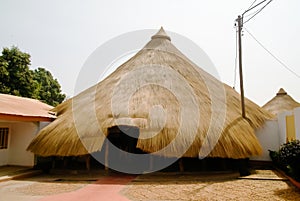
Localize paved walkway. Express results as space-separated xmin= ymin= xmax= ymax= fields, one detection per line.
xmin=39 ymin=175 xmax=135 ymax=201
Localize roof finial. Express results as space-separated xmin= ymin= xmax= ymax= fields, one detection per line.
xmin=276 ymin=88 xmax=287 ymax=96
xmin=151 ymin=26 xmax=171 ymax=41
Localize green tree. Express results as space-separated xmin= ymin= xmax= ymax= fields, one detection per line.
xmin=0 ymin=56 xmax=10 ymax=93
xmin=32 ymin=67 xmax=65 ymax=106
xmin=0 ymin=46 xmax=36 ymax=98
xmin=0 ymin=46 xmax=65 ymax=106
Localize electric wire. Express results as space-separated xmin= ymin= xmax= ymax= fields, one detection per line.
xmin=242 ymin=0 xmax=267 ymax=16
xmin=244 ymin=28 xmax=300 ymax=78
xmin=243 ymin=7 xmax=264 ymax=18
xmin=243 ymin=0 xmax=273 ymax=24
xmin=247 ymin=0 xmax=257 ymax=10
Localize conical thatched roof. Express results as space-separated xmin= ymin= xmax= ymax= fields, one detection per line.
xmin=263 ymin=88 xmax=300 ymax=115
xmin=27 ymin=27 xmax=273 ymax=159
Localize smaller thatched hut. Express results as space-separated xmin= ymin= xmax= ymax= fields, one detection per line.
xmin=263 ymin=88 xmax=300 ymax=115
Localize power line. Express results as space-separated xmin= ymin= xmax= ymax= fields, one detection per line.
xmin=243 ymin=6 xmax=264 ymax=18
xmin=243 ymin=0 xmax=273 ymax=24
xmin=244 ymin=28 xmax=300 ymax=79
xmin=242 ymin=0 xmax=267 ymax=16
xmin=247 ymin=0 xmax=258 ymax=10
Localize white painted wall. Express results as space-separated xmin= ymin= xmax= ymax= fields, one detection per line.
xmin=277 ymin=110 xmax=293 ymax=145
xmin=0 ymin=121 xmax=51 ymax=167
xmin=252 ymin=107 xmax=300 ymax=161
xmin=276 ymin=107 xmax=300 ymax=143
xmin=8 ymin=122 xmax=39 ymax=166
xmin=251 ymin=120 xmax=279 ymax=161
xmin=0 ymin=149 xmax=9 ymax=165
xmin=294 ymin=107 xmax=300 ymax=139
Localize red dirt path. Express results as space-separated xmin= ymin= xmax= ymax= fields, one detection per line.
xmin=39 ymin=175 xmax=136 ymax=201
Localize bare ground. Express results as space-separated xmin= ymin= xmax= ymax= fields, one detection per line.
xmin=122 ymin=170 xmax=300 ymax=201
xmin=0 ymin=169 xmax=300 ymax=201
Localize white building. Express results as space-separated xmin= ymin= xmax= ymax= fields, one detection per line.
xmin=252 ymin=88 xmax=300 ymax=161
xmin=0 ymin=94 xmax=55 ymax=167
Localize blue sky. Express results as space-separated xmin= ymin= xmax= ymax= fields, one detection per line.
xmin=0 ymin=0 xmax=299 ymax=105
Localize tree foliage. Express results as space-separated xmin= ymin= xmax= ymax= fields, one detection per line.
xmin=33 ymin=68 xmax=65 ymax=106
xmin=0 ymin=46 xmax=66 ymax=106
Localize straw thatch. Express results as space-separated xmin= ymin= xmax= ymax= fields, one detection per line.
xmin=263 ymin=88 xmax=300 ymax=115
xmin=27 ymin=27 xmax=273 ymax=159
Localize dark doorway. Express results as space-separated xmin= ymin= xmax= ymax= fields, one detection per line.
xmin=107 ymin=125 xmax=141 ymax=154
xmin=103 ymin=125 xmax=150 ymax=172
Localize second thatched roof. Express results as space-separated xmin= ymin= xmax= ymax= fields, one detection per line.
xmin=263 ymin=88 xmax=300 ymax=115
xmin=27 ymin=27 xmax=273 ymax=159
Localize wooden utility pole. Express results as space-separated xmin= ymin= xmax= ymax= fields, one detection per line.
xmin=235 ymin=0 xmax=273 ymax=119
xmin=237 ymin=15 xmax=246 ymax=118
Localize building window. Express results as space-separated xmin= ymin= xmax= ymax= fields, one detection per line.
xmin=0 ymin=128 xmax=9 ymax=149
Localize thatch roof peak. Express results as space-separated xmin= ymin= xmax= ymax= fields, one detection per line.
xmin=276 ymin=88 xmax=287 ymax=96
xmin=144 ymin=27 xmax=185 ymax=59
xmin=151 ymin=27 xmax=171 ymax=41
xmin=263 ymin=88 xmax=300 ymax=115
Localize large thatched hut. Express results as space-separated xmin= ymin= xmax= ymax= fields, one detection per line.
xmin=263 ymin=88 xmax=300 ymax=115
xmin=27 ymin=28 xmax=273 ymax=171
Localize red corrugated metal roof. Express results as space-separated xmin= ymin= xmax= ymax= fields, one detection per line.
xmin=0 ymin=93 xmax=56 ymax=121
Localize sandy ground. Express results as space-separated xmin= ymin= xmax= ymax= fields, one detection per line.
xmin=0 ymin=170 xmax=299 ymax=201
xmin=0 ymin=174 xmax=92 ymax=201
xmin=123 ymin=170 xmax=300 ymax=201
